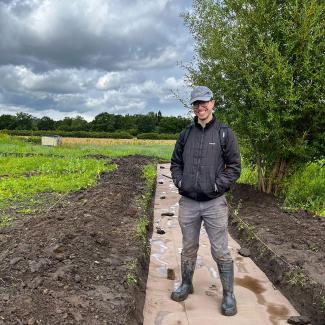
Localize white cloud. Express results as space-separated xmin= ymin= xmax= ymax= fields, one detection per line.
xmin=0 ymin=0 xmax=193 ymax=119
xmin=95 ymin=71 xmax=135 ymax=90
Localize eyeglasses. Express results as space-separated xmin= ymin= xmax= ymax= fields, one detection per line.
xmin=192 ymin=100 xmax=212 ymax=109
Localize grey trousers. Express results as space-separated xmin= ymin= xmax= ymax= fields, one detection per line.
xmin=178 ymin=195 xmax=232 ymax=263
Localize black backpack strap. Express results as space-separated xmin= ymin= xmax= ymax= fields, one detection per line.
xmin=180 ymin=123 xmax=194 ymax=149
xmin=217 ymin=123 xmax=229 ymax=160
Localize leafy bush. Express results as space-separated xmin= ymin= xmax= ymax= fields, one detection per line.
xmin=282 ymin=160 xmax=325 ymax=216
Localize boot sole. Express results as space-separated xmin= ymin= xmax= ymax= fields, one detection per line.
xmin=171 ymin=288 xmax=194 ymax=302
xmin=222 ymin=307 xmax=237 ymax=316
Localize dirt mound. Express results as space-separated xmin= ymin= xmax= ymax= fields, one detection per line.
xmin=229 ymin=184 xmax=325 ymax=325
xmin=0 ymin=156 xmax=155 ymax=325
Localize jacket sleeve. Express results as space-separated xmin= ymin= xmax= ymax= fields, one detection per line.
xmin=170 ymin=130 xmax=185 ymax=188
xmin=215 ymin=128 xmax=241 ymax=194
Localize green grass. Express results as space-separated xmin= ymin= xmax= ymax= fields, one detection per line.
xmin=0 ymin=136 xmax=118 ymax=215
xmin=238 ymin=157 xmax=257 ymax=185
xmin=136 ymin=163 xmax=157 ymax=249
xmin=0 ymin=162 xmax=116 ymax=208
xmin=0 ymin=135 xmax=173 ymax=160
xmin=282 ymin=160 xmax=325 ymax=216
xmin=0 ymin=215 xmax=14 ymax=227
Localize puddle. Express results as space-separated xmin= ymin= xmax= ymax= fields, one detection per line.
xmin=173 ymin=280 xmax=181 ymax=290
xmin=156 ymin=265 xmax=167 ymax=277
xmin=196 ymin=255 xmax=204 ymax=268
xmin=235 ymin=276 xmax=266 ymax=302
xmin=235 ymin=256 xmax=248 ymax=273
xmin=235 ymin=276 xmax=290 ymax=324
xmin=267 ymin=303 xmax=290 ymax=325
xmin=208 ymin=266 xmax=219 ymax=279
xmin=151 ymin=239 xmax=168 ymax=275
xmin=155 ymin=311 xmax=171 ymax=325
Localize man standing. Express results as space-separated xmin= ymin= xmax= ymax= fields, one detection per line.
xmin=170 ymin=86 xmax=241 ymax=316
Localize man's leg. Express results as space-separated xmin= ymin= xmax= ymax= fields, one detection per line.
xmin=202 ymin=195 xmax=237 ymax=316
xmin=171 ymin=196 xmax=201 ymax=302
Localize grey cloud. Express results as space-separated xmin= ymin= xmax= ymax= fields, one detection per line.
xmin=0 ymin=0 xmax=193 ymax=120
xmin=0 ymin=66 xmax=95 ymax=94
xmin=0 ymin=0 xmax=191 ymax=71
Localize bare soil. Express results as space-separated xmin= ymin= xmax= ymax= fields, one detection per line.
xmin=0 ymin=156 xmax=155 ymax=325
xmin=229 ymin=184 xmax=325 ymax=325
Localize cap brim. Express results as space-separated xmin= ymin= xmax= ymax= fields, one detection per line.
xmin=190 ymin=96 xmax=212 ymax=104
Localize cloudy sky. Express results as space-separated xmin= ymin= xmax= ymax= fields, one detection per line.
xmin=0 ymin=0 xmax=194 ymax=121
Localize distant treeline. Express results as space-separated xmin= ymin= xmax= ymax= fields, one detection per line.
xmin=0 ymin=111 xmax=191 ymax=136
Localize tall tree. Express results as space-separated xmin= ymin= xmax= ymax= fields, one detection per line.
xmin=0 ymin=114 xmax=17 ymax=130
xmin=70 ymin=116 xmax=89 ymax=131
xmin=15 ymin=112 xmax=34 ymax=130
xmin=91 ymin=113 xmax=116 ymax=132
xmin=136 ymin=112 xmax=157 ymax=133
xmin=37 ymin=116 xmax=55 ymax=130
xmin=184 ymin=0 xmax=325 ymax=193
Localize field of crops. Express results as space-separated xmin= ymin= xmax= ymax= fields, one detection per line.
xmin=61 ymin=137 xmax=176 ymax=146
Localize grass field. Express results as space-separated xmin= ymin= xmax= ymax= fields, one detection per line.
xmin=0 ymin=134 xmax=323 ymax=223
xmin=0 ymin=135 xmax=174 ymax=225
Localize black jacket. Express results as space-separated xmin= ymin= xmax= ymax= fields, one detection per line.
xmin=170 ymin=116 xmax=241 ymax=201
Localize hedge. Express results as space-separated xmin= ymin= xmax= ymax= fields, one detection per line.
xmin=0 ymin=129 xmax=133 ymax=139
xmin=136 ymin=132 xmax=179 ymax=140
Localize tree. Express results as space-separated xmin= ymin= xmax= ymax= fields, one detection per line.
xmin=0 ymin=115 xmax=17 ymax=130
xmin=158 ymin=116 xmax=191 ymax=133
xmin=15 ymin=112 xmax=34 ymax=130
xmin=157 ymin=110 xmax=162 ymax=124
xmin=56 ymin=117 xmax=73 ymax=131
xmin=184 ymin=0 xmax=325 ymax=193
xmin=91 ymin=113 xmax=116 ymax=132
xmin=70 ymin=116 xmax=89 ymax=131
xmin=136 ymin=112 xmax=157 ymax=133
xmin=37 ymin=116 xmax=55 ymax=130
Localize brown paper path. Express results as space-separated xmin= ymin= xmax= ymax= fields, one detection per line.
xmin=143 ymin=164 xmax=299 ymax=325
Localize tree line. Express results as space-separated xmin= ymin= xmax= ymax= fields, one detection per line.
xmin=0 ymin=111 xmax=191 ymax=135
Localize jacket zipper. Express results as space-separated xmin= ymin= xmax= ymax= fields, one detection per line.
xmin=195 ymin=127 xmax=205 ymax=197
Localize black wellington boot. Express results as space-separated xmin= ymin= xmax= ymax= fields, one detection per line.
xmin=171 ymin=255 xmax=196 ymax=302
xmin=217 ymin=260 xmax=237 ymax=316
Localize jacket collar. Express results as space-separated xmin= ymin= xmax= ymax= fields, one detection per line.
xmin=194 ymin=115 xmax=216 ymax=130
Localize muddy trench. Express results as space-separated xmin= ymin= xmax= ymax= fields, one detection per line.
xmin=0 ymin=156 xmax=156 ymax=325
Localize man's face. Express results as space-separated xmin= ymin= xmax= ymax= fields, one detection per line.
xmin=192 ymin=99 xmax=215 ymax=122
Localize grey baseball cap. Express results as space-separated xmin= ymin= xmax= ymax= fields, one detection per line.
xmin=190 ymin=86 xmax=213 ymax=104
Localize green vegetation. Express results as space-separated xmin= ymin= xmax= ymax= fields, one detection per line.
xmin=1 ymin=134 xmax=323 ymax=223
xmin=0 ymin=136 xmax=118 ymax=222
xmin=237 ymin=155 xmax=324 ymax=216
xmin=282 ymin=160 xmax=325 ymax=216
xmin=2 ymin=129 xmax=133 ymax=139
xmin=126 ymin=259 xmax=138 ymax=285
xmin=184 ymin=0 xmax=324 ymax=194
xmin=0 ymin=159 xmax=116 ymax=209
xmin=238 ymin=158 xmax=257 ymax=185
xmin=0 ymin=111 xmax=190 ymax=136
xmin=136 ymin=163 xmax=157 ymax=249
xmin=284 ymin=267 xmax=309 ymax=288
xmin=0 ymin=134 xmax=173 ymax=161
xmin=0 ymin=215 xmax=14 ymax=228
